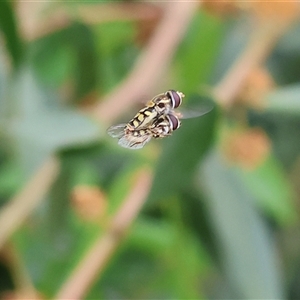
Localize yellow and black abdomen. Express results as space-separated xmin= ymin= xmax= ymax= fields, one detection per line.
xmin=128 ymin=106 xmax=158 ymax=130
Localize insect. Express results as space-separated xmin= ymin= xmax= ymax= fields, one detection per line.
xmin=107 ymin=113 xmax=180 ymax=150
xmin=125 ymin=90 xmax=185 ymax=132
xmin=107 ymin=90 xmax=212 ymax=149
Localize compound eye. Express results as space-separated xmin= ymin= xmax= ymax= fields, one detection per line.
xmin=166 ymin=90 xmax=183 ymax=108
xmin=168 ymin=114 xmax=180 ymax=131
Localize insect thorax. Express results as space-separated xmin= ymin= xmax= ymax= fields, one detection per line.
xmin=148 ymin=95 xmax=172 ymax=111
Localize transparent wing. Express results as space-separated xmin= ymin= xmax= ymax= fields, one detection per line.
xmin=107 ymin=123 xmax=127 ymax=138
xmin=118 ymin=133 xmax=152 ymax=150
xmin=175 ymin=103 xmax=214 ymax=119
xmin=107 ymin=123 xmax=152 ymax=149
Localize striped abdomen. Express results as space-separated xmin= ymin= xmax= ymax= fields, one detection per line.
xmin=127 ymin=105 xmax=158 ymax=130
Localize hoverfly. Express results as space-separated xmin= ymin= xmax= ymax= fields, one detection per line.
xmin=107 ymin=90 xmax=212 ymax=150
xmin=125 ymin=90 xmax=184 ymax=132
xmin=107 ymin=113 xmax=181 ymax=150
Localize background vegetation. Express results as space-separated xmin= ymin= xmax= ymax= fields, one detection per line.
xmin=0 ymin=1 xmax=300 ymax=299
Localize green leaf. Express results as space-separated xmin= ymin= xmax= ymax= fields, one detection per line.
xmin=0 ymin=160 xmax=23 ymax=199
xmin=0 ymin=56 xmax=9 ymax=117
xmin=107 ymin=159 xmax=147 ymax=215
xmin=127 ymin=218 xmax=176 ymax=255
xmin=175 ymin=11 xmax=224 ymax=94
xmin=87 ymin=216 xmax=210 ymax=299
xmin=13 ymin=207 xmax=101 ymax=298
xmin=95 ymin=21 xmax=136 ymax=57
xmin=72 ymin=23 xmax=99 ymax=100
xmin=9 ymin=67 xmax=100 ymax=176
xmin=0 ymin=0 xmax=23 ymax=68
xmin=31 ymin=23 xmax=98 ymax=100
xmin=148 ymin=94 xmax=218 ymax=204
xmin=162 ymin=227 xmax=210 ymax=299
xmin=239 ymin=156 xmax=296 ymax=225
xmin=276 ymin=22 xmax=300 ymax=54
xmin=264 ymin=84 xmax=300 ymax=116
xmin=95 ymin=21 xmax=138 ymax=93
xmin=200 ymin=149 xmax=283 ymax=299
xmin=32 ymin=44 xmax=76 ymax=87
xmin=12 ymin=110 xmax=100 ymax=150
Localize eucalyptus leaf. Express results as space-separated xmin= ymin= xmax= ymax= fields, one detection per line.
xmin=31 ymin=23 xmax=98 ymax=100
xmin=0 ymin=52 xmax=9 ymax=120
xmin=276 ymin=22 xmax=300 ymax=54
xmin=11 ymin=110 xmax=100 ymax=151
xmin=239 ymin=156 xmax=296 ymax=225
xmin=95 ymin=21 xmax=138 ymax=93
xmin=0 ymin=0 xmax=23 ymax=68
xmin=148 ymin=94 xmax=217 ymax=204
xmin=8 ymin=67 xmax=100 ymax=176
xmin=13 ymin=206 xmax=101 ymax=298
xmin=264 ymin=84 xmax=300 ymax=116
xmin=128 ymin=218 xmax=176 ymax=256
xmin=210 ymin=16 xmax=252 ymax=85
xmin=200 ymin=149 xmax=283 ymax=299
xmin=175 ymin=11 xmax=224 ymax=94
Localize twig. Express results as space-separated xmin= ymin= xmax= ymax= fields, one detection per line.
xmin=0 ymin=156 xmax=60 ymax=250
xmin=55 ymin=170 xmax=152 ymax=300
xmin=213 ymin=20 xmax=294 ymax=108
xmin=1 ymin=243 xmax=39 ymax=298
xmin=18 ymin=3 xmax=160 ymax=42
xmin=77 ymin=3 xmax=160 ymax=26
xmin=92 ymin=2 xmax=200 ymax=124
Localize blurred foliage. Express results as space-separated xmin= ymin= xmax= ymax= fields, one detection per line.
xmin=0 ymin=0 xmax=23 ymax=68
xmin=0 ymin=2 xmax=300 ymax=299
